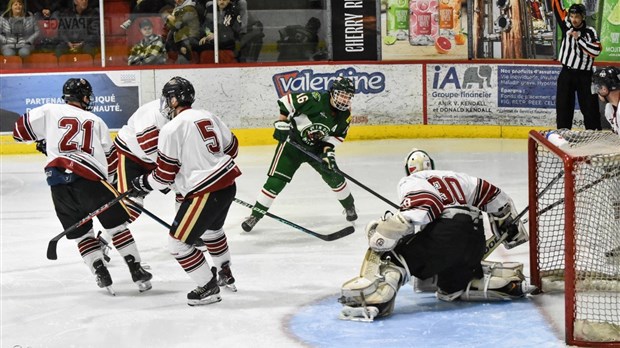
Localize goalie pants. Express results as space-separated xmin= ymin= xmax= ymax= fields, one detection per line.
xmin=51 ymin=176 xmax=131 ymax=239
xmin=394 ymin=210 xmax=485 ymax=294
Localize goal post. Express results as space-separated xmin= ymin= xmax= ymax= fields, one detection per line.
xmin=528 ymin=129 xmax=620 ymax=347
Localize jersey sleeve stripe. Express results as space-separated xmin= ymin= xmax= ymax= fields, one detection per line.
xmin=401 ymin=191 xmax=444 ymax=221
xmin=473 ymin=178 xmax=501 ymax=207
xmin=223 ymin=134 xmax=239 ymax=158
xmin=12 ymin=113 xmax=37 ymax=142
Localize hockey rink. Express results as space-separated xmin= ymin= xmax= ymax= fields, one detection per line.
xmin=1 ymin=138 xmax=568 ymax=347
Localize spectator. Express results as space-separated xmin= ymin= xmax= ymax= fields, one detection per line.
xmin=128 ymin=18 xmax=166 ymax=65
xmin=55 ymin=0 xmax=99 ymax=57
xmin=276 ymin=17 xmax=323 ymax=62
xmin=552 ymin=2 xmax=602 ymax=130
xmin=119 ymin=0 xmax=169 ymax=30
xmin=29 ymin=0 xmax=61 ymax=20
xmin=235 ymin=0 xmax=263 ymax=62
xmin=0 ymin=0 xmax=39 ymax=57
xmin=164 ymin=0 xmax=200 ymax=64
xmin=197 ymin=0 xmax=240 ymax=55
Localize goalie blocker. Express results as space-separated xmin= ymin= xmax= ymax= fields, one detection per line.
xmin=339 ymin=207 xmax=535 ymax=322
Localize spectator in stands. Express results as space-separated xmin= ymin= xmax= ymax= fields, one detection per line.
xmin=120 ymin=0 xmax=170 ymax=30
xmin=164 ymin=0 xmax=200 ymax=64
xmin=55 ymin=0 xmax=99 ymax=57
xmin=128 ymin=18 xmax=166 ymax=65
xmin=0 ymin=0 xmax=39 ymax=57
xmin=235 ymin=0 xmax=264 ymax=62
xmin=276 ymin=17 xmax=323 ymax=62
xmin=29 ymin=0 xmax=61 ymax=20
xmin=197 ymin=0 xmax=240 ymax=57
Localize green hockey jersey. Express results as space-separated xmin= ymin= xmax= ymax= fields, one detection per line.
xmin=278 ymin=91 xmax=351 ymax=151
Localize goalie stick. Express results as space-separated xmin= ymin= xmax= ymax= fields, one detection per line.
xmin=233 ymin=198 xmax=355 ymax=241
xmin=286 ymin=139 xmax=400 ymax=209
xmin=47 ymin=190 xmax=133 ymax=260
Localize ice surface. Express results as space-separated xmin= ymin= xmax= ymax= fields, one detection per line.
xmin=1 ymin=139 xmax=567 ymax=347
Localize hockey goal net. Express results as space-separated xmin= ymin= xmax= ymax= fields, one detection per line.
xmin=528 ymin=129 xmax=620 ymax=347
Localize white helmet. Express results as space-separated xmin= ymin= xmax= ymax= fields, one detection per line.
xmin=404 ymin=148 xmax=435 ymax=175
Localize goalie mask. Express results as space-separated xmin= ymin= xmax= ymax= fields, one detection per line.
xmin=62 ymin=78 xmax=94 ymax=111
xmin=329 ymin=76 xmax=355 ymax=111
xmin=591 ymin=66 xmax=620 ymax=97
xmin=160 ymin=76 xmax=195 ymax=120
xmin=404 ymin=148 xmax=435 ymax=175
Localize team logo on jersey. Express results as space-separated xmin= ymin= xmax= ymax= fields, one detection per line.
xmin=272 ymin=67 xmax=385 ymax=98
xmin=300 ymin=123 xmax=331 ymax=146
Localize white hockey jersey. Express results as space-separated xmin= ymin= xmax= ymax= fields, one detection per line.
xmin=115 ymin=99 xmax=170 ymax=168
xmin=603 ymin=102 xmax=619 ymax=136
xmin=397 ymin=169 xmax=511 ymax=225
xmin=146 ymin=108 xmax=241 ymax=197
xmin=13 ymin=103 xmax=117 ymax=181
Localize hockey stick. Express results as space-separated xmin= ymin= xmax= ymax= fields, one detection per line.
xmin=286 ymin=139 xmax=400 ymax=209
xmin=529 ymin=167 xmax=620 ymax=221
xmin=47 ymin=190 xmax=133 ymax=260
xmin=233 ymin=198 xmax=355 ymax=241
xmin=124 ymin=197 xmax=172 ymax=229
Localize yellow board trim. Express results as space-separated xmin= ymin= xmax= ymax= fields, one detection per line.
xmin=0 ymin=125 xmax=550 ymax=155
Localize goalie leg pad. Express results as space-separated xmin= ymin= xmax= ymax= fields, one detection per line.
xmin=339 ymin=249 xmax=406 ymax=320
xmin=460 ymin=260 xmax=536 ymax=301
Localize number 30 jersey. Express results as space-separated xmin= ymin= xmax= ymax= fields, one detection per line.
xmin=397 ymin=169 xmax=511 ymax=226
xmin=13 ymin=103 xmax=117 ymax=181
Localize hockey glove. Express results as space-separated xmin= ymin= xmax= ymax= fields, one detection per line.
xmin=273 ymin=120 xmax=290 ymax=142
xmin=130 ymin=174 xmax=153 ymax=198
xmin=35 ymin=139 xmax=47 ymax=156
xmin=321 ymin=146 xmax=337 ymax=170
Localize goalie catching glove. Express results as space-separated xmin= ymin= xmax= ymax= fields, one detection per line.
xmin=367 ymin=211 xmax=415 ymax=252
xmin=321 ymin=146 xmax=337 ymax=170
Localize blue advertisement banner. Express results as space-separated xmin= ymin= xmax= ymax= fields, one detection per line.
xmin=0 ymin=72 xmax=140 ymax=132
xmin=497 ymin=65 xmax=560 ymax=109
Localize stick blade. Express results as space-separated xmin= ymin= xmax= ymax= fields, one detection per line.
xmin=47 ymin=240 xmax=59 ymax=260
xmin=321 ymin=226 xmax=355 ymax=241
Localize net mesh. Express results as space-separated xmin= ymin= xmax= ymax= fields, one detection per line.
xmin=532 ymin=130 xmax=620 ymax=343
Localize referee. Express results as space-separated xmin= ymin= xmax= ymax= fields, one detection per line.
xmin=552 ymin=2 xmax=602 ymax=130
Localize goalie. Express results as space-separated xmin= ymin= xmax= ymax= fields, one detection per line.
xmin=339 ymin=148 xmax=534 ymax=321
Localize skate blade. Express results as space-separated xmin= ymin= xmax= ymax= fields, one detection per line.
xmin=223 ymin=284 xmax=237 ymax=292
xmin=339 ymin=306 xmax=378 ymax=322
xmin=137 ymin=280 xmax=152 ymax=292
xmin=105 ymin=286 xmax=116 ymax=296
xmin=187 ymin=294 xmax=222 ymax=306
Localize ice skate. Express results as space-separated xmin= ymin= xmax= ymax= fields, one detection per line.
xmin=241 ymin=215 xmax=259 ymax=232
xmin=124 ymin=255 xmax=153 ymax=292
xmin=187 ymin=268 xmax=222 ymax=306
xmin=217 ymin=261 xmax=237 ymax=292
xmin=344 ymin=205 xmax=358 ymax=222
xmin=93 ymin=259 xmax=115 ymax=296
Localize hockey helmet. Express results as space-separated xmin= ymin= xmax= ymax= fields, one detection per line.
xmin=329 ymin=76 xmax=355 ymax=111
xmin=568 ymin=3 xmax=586 ymax=16
xmin=160 ymin=76 xmax=195 ymax=119
xmin=404 ymin=148 xmax=435 ymax=175
xmin=592 ymin=66 xmax=620 ymax=96
xmin=62 ymin=78 xmax=94 ymax=111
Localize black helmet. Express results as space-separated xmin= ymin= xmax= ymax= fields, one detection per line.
xmin=160 ymin=76 xmax=195 ymax=119
xmin=329 ymin=76 xmax=355 ymax=111
xmin=592 ymin=66 xmax=620 ymax=95
xmin=568 ymin=3 xmax=586 ymax=16
xmin=62 ymin=78 xmax=94 ymax=111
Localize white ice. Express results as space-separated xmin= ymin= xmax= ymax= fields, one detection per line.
xmin=1 ymin=139 xmax=569 ymax=347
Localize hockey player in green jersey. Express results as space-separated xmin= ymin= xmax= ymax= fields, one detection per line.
xmin=242 ymin=76 xmax=357 ymax=232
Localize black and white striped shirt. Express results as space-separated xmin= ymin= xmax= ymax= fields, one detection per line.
xmin=552 ymin=0 xmax=602 ymax=71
